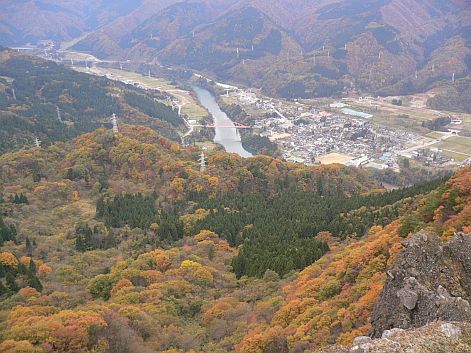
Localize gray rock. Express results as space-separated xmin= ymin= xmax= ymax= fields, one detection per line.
xmin=370 ymin=232 xmax=471 ymax=337
xmin=381 ymin=328 xmax=404 ymax=339
xmin=397 ymin=287 xmax=418 ymax=310
xmin=352 ymin=336 xmax=371 ymax=345
xmin=437 ymin=285 xmax=451 ymax=300
xmin=440 ymin=323 xmax=462 ymax=340
xmin=349 ymin=347 xmax=369 ymax=353
xmin=349 ymin=336 xmax=371 ymax=353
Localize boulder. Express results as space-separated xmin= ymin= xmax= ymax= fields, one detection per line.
xmin=440 ymin=323 xmax=462 ymax=340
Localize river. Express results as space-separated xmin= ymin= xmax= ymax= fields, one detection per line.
xmin=193 ymin=86 xmax=252 ymax=158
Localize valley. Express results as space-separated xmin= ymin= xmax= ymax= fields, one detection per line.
xmin=17 ymin=43 xmax=467 ymax=173
xmin=1 ymin=2 xmax=471 ymax=353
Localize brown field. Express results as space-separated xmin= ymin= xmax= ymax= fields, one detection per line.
xmin=317 ymin=152 xmax=353 ymax=165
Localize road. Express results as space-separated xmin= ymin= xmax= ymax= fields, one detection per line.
xmin=398 ymin=132 xmax=453 ymax=158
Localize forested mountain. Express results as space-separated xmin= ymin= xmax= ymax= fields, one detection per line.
xmin=0 ymin=0 xmax=145 ymax=46
xmin=2 ymin=1 xmax=470 ymax=97
xmin=0 ymin=124 xmax=469 ymax=352
xmin=65 ymin=0 xmax=471 ymax=98
xmin=0 ymin=49 xmax=183 ymax=154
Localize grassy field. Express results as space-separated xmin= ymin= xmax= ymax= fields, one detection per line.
xmin=433 ymin=136 xmax=471 ymax=160
xmin=439 ymin=150 xmax=469 ymax=162
xmin=426 ymin=131 xmax=447 ymax=139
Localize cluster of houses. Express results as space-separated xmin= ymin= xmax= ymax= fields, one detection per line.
xmin=230 ymin=90 xmax=424 ymax=170
xmin=412 ymin=149 xmax=454 ymax=167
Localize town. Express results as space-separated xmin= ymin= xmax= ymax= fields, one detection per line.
xmin=223 ymin=87 xmax=470 ymax=170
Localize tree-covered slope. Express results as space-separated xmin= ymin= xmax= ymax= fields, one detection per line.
xmin=0 ymin=125 xmax=466 ymax=352
xmin=0 ymin=49 xmax=183 ymax=154
xmin=236 ymin=167 xmax=471 ymax=351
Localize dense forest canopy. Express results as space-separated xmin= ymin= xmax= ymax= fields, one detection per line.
xmin=0 ymin=49 xmax=184 ymax=154
xmin=0 ymin=124 xmax=468 ymax=353
xmin=189 ymin=177 xmax=447 ymax=277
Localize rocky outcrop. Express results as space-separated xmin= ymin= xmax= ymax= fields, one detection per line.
xmin=370 ymin=231 xmax=471 ymax=337
xmin=315 ymin=321 xmax=471 ymax=353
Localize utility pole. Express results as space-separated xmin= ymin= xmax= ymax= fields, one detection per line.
xmin=56 ymin=106 xmax=62 ymax=123
xmin=199 ymin=151 xmax=207 ymax=172
xmin=34 ymin=137 xmax=41 ymax=148
xmin=111 ymin=114 xmax=119 ymax=136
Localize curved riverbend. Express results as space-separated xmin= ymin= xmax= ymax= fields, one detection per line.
xmin=193 ymin=86 xmax=252 ymax=158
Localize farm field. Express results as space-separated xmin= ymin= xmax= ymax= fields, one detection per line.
xmin=439 ymin=150 xmax=469 ymax=162
xmin=426 ymin=131 xmax=447 ymax=139
xmin=342 ymin=96 xmax=471 ymax=134
xmin=432 ymin=136 xmax=471 ymax=160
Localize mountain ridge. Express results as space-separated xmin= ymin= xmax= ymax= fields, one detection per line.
xmin=2 ymin=0 xmax=470 ymax=97
xmin=70 ymin=0 xmax=471 ymax=97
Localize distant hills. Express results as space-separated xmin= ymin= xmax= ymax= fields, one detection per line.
xmin=1 ymin=0 xmax=470 ymax=98
xmin=0 ymin=0 xmax=146 ymax=46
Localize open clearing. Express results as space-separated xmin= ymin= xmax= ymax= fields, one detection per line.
xmin=432 ymin=136 xmax=471 ymax=159
xmin=426 ymin=131 xmax=447 ymax=139
xmin=317 ymin=152 xmax=353 ymax=165
xmin=439 ymin=150 xmax=469 ymax=162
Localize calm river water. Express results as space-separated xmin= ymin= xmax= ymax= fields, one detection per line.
xmin=193 ymin=86 xmax=252 ymax=158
